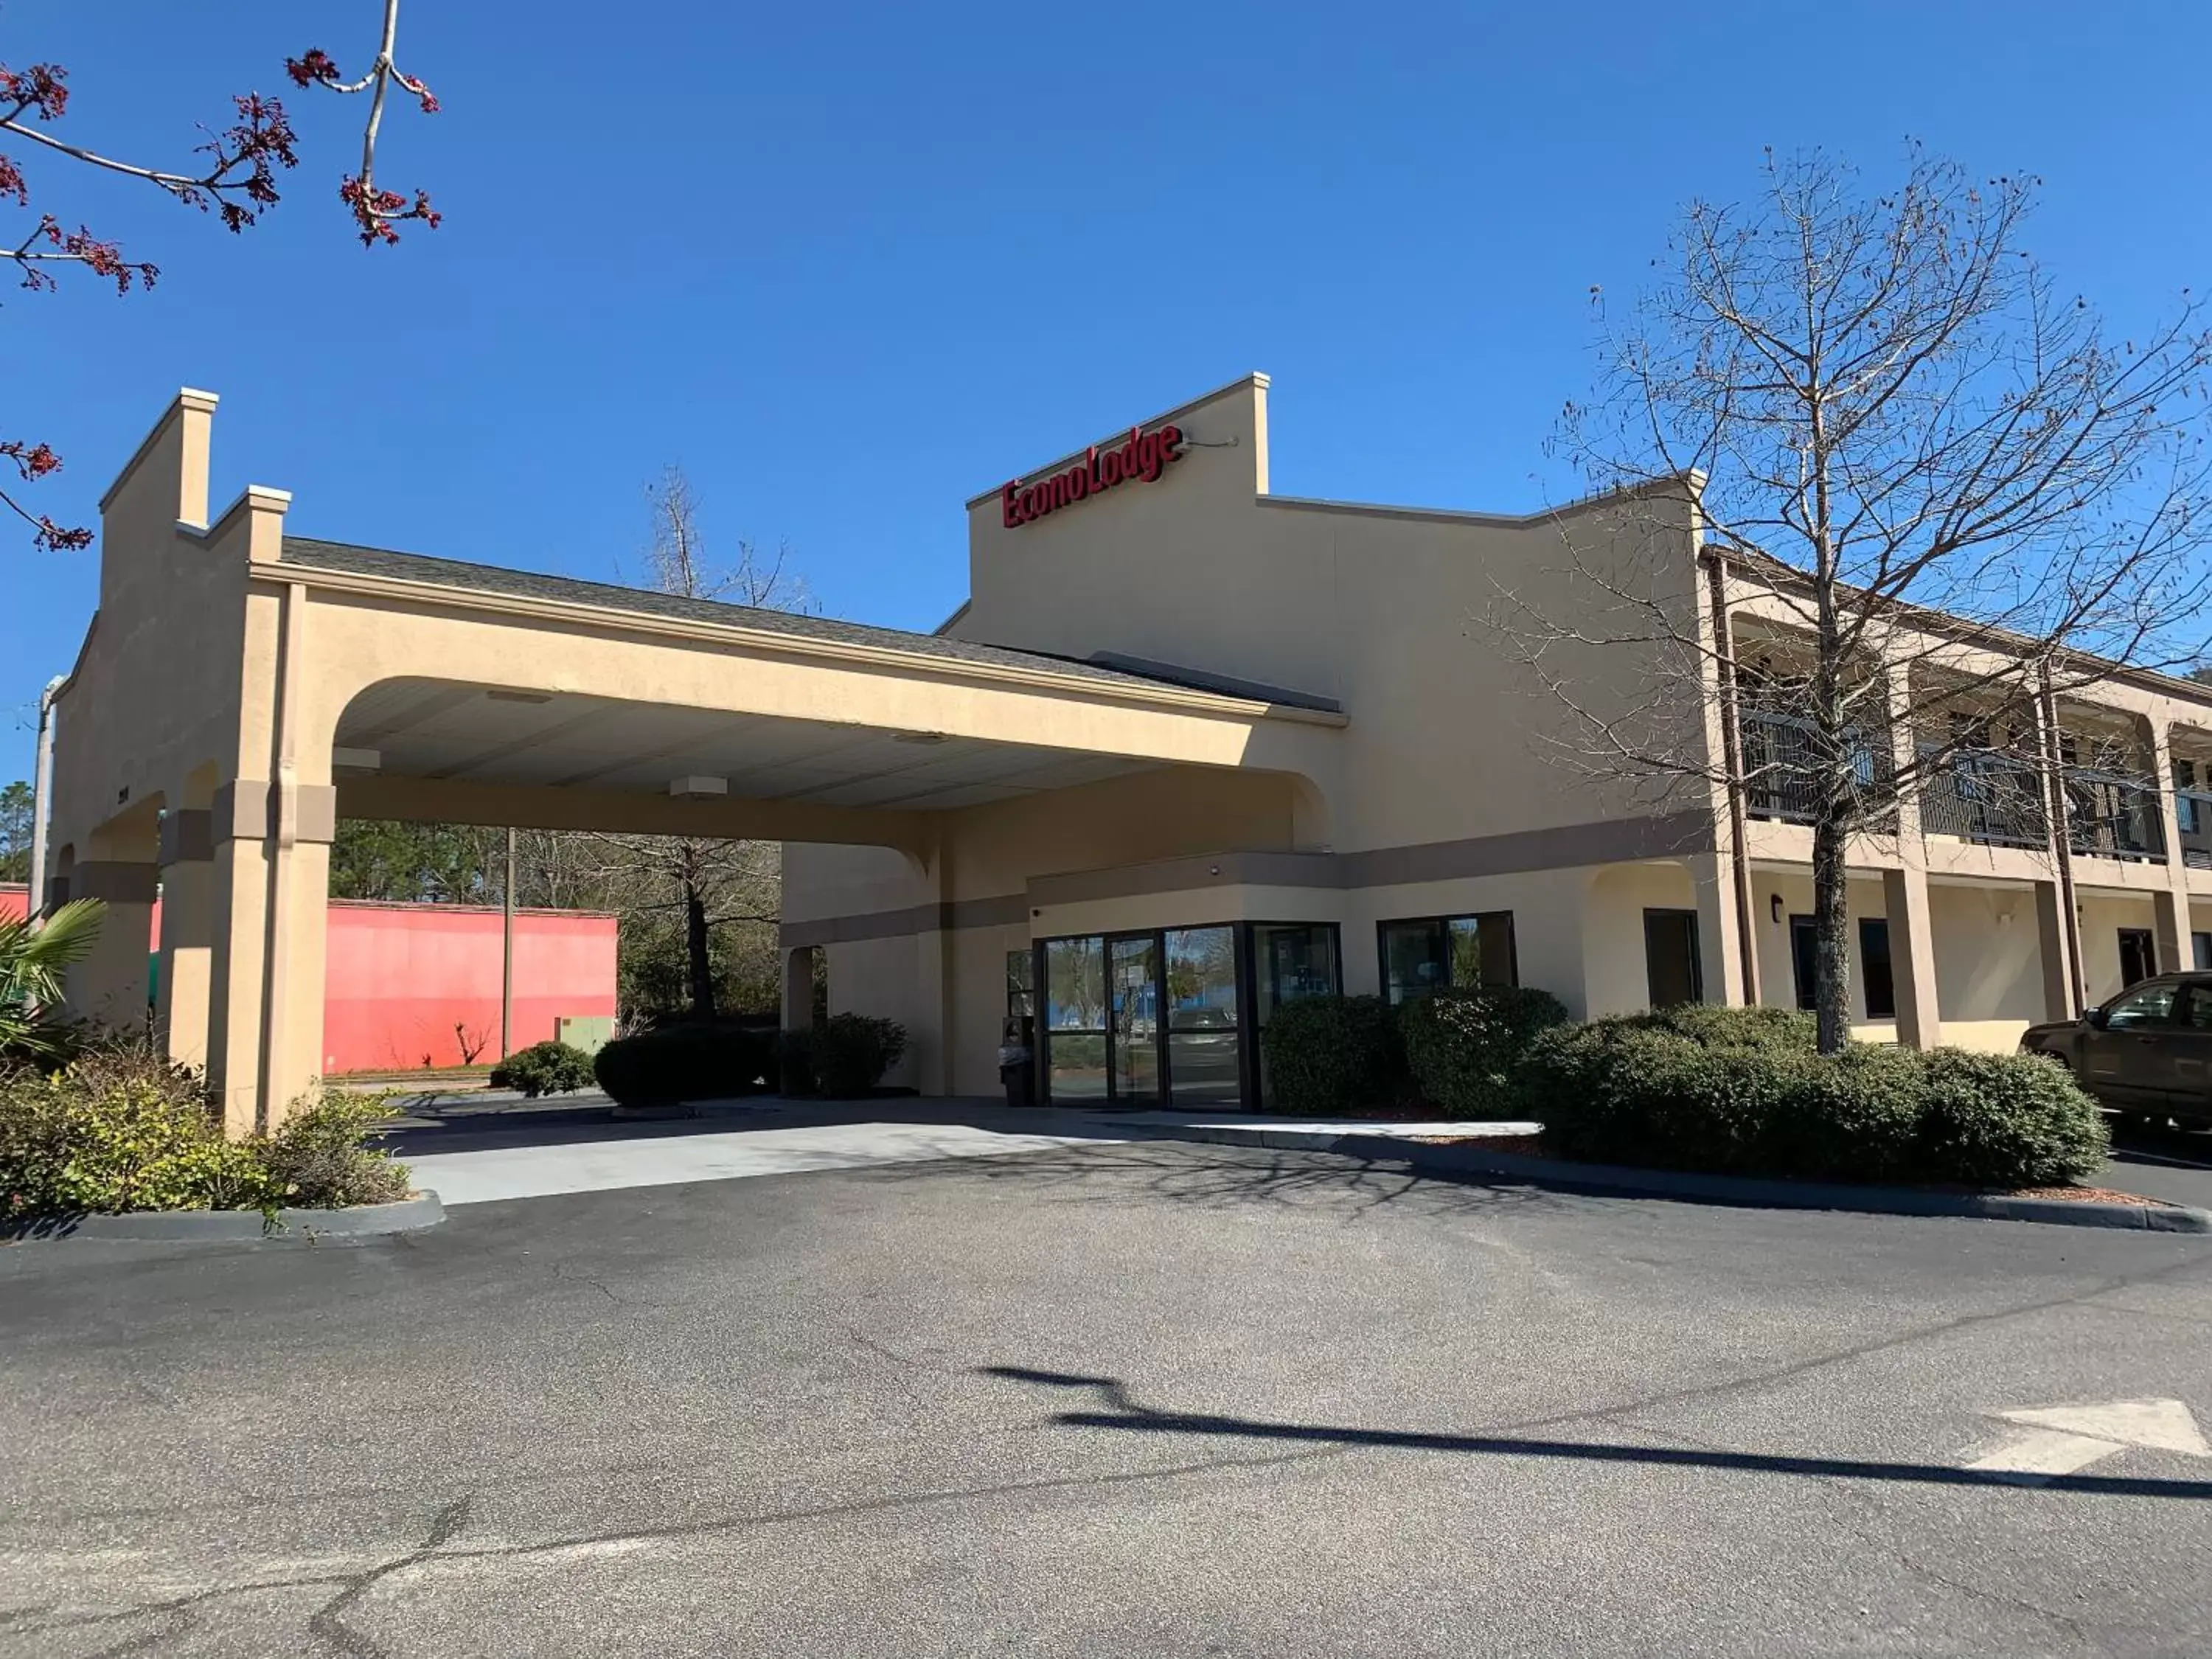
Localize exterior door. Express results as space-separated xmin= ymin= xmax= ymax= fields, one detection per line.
xmin=2084 ymin=978 xmax=2179 ymax=1105
xmin=1164 ymin=927 xmax=1240 ymax=1106
xmin=2119 ymin=928 xmax=2158 ymax=987
xmin=1108 ymin=934 xmax=1162 ymax=1105
xmin=1644 ymin=909 xmax=1703 ymax=1008
xmin=1788 ymin=915 xmax=1818 ymax=1011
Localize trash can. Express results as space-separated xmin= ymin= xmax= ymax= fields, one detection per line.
xmin=998 ymin=1016 xmax=1034 ymax=1108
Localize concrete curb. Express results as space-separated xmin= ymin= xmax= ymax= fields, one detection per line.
xmin=4 ymin=1192 xmax=448 ymax=1245
xmin=1135 ymin=1123 xmax=2212 ymax=1234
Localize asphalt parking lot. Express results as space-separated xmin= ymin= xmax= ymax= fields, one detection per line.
xmin=3 ymin=1132 xmax=2210 ymax=1658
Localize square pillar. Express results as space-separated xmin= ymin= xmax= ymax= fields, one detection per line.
xmin=2034 ymin=880 xmax=2076 ymax=1022
xmin=1881 ymin=864 xmax=1942 ymax=1050
xmin=780 ymin=945 xmax=816 ymax=1034
xmin=61 ymin=860 xmax=157 ymax=1033
xmin=1688 ymin=852 xmax=1747 ymax=1006
xmin=2146 ymin=719 xmax=2194 ymax=976
xmin=155 ymin=808 xmax=215 ymax=1070
xmin=204 ymin=779 xmax=333 ymax=1137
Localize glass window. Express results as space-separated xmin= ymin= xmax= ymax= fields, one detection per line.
xmin=1380 ymin=912 xmax=1515 ymax=1002
xmin=1253 ymin=924 xmax=1339 ymax=1027
xmin=1165 ymin=926 xmax=1239 ymax=1106
xmin=1382 ymin=919 xmax=1447 ymax=1004
xmin=1006 ymin=948 xmax=1034 ymax=1020
xmin=2104 ymin=981 xmax=2177 ymax=1029
xmin=1859 ymin=918 xmax=1896 ymax=1020
xmin=1043 ymin=936 xmax=1107 ymax=1101
xmin=1110 ymin=936 xmax=1161 ymax=1102
xmin=2180 ymin=986 xmax=2212 ymax=1031
xmin=2196 ymin=932 xmax=2212 ymax=973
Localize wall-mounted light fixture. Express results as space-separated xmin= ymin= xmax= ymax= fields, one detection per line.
xmin=1770 ymin=894 xmax=1784 ymax=924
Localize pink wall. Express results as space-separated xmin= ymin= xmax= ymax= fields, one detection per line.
xmin=321 ymin=902 xmax=617 ymax=1074
xmin=1 ymin=885 xmax=618 ymax=1074
xmin=0 ymin=884 xmax=24 ymax=925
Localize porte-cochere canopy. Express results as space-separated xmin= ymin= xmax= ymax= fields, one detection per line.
xmin=47 ymin=391 xmax=1345 ymax=1132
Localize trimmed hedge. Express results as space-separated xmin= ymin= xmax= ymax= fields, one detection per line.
xmin=781 ymin=1014 xmax=907 ymax=1098
xmin=1260 ymin=995 xmax=1405 ymax=1116
xmin=1398 ymin=986 xmax=1569 ymax=1119
xmin=1521 ymin=1009 xmax=2108 ymax=1188
xmin=592 ymin=1024 xmax=773 ymax=1107
xmin=487 ymin=1040 xmax=597 ymax=1099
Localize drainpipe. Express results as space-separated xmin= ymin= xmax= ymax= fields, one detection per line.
xmin=26 ymin=675 xmax=64 ymax=922
xmin=1705 ymin=555 xmax=1761 ymax=1005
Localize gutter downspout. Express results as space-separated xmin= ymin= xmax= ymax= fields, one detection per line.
xmin=27 ymin=674 xmax=64 ymax=922
xmin=1705 ymin=556 xmax=1761 ymax=1005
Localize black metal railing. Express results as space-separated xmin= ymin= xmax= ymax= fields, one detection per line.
xmin=2063 ymin=769 xmax=2165 ymax=861
xmin=1739 ymin=710 xmax=1892 ymax=826
xmin=2177 ymin=789 xmax=2212 ymax=869
xmin=1914 ymin=745 xmax=2048 ymax=849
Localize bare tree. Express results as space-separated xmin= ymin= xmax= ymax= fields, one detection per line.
xmin=588 ymin=466 xmax=804 ymax=1022
xmin=2 ymin=1 xmax=439 ymax=549
xmin=1497 ymin=148 xmax=2212 ymax=1052
xmin=642 ymin=465 xmax=814 ymax=613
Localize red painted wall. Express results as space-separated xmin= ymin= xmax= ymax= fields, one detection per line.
xmin=1 ymin=885 xmax=617 ymax=1074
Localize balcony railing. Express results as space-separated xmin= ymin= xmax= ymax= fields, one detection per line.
xmin=1740 ymin=711 xmax=1891 ymax=826
xmin=1742 ymin=714 xmax=2178 ymax=864
xmin=2177 ymin=789 xmax=2212 ymax=869
xmin=1915 ymin=746 xmax=2048 ymax=849
xmin=2064 ymin=769 xmax=2165 ymax=862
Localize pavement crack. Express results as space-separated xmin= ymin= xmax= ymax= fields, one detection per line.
xmin=305 ymin=1495 xmax=476 ymax=1659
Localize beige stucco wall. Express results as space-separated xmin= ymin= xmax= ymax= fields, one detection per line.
xmin=2077 ymin=892 xmax=2163 ymax=1005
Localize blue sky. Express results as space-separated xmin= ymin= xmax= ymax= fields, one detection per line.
xmin=7 ymin=0 xmax=2211 ymax=782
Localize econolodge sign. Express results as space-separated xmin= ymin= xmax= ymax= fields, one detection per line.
xmin=1001 ymin=423 xmax=1185 ymax=529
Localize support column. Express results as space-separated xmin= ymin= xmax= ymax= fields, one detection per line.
xmin=1881 ymin=864 xmax=1942 ymax=1050
xmin=906 ymin=835 xmax=958 ymax=1096
xmin=62 ymin=859 xmax=158 ymax=1033
xmin=2034 ymin=880 xmax=2075 ymax=1022
xmin=204 ymin=779 xmax=333 ymax=1136
xmin=155 ymin=807 xmax=214 ymax=1069
xmin=2146 ymin=719 xmax=2194 ymax=976
xmin=1688 ymin=852 xmax=1747 ymax=1006
xmin=780 ymin=945 xmax=816 ymax=1034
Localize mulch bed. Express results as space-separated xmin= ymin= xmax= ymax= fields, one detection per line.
xmin=1406 ymin=1134 xmax=2171 ymax=1206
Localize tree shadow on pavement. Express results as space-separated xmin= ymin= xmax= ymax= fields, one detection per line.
xmin=862 ymin=1138 xmax=1579 ymax=1220
xmin=978 ymin=1365 xmax=2212 ymax=1501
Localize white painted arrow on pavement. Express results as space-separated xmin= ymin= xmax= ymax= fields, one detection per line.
xmin=1965 ymin=1398 xmax=2208 ymax=1484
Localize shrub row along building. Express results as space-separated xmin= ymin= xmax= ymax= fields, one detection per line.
xmin=43 ymin=376 xmax=2212 ymax=1124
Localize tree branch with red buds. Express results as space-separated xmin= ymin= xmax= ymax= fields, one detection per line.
xmin=1 ymin=1 xmax=440 ymax=552
xmin=286 ymin=0 xmax=442 ymax=246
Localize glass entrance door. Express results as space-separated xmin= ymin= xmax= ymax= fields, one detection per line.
xmin=1109 ymin=935 xmax=1162 ymax=1104
xmin=1165 ymin=926 xmax=1240 ymax=1105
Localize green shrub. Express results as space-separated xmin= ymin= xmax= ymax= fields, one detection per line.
xmin=1915 ymin=1048 xmax=2110 ymax=1188
xmin=1522 ymin=1012 xmax=2107 ymax=1188
xmin=0 ymin=1044 xmax=413 ymax=1223
xmin=258 ymin=1090 xmax=412 ymax=1208
xmin=487 ymin=1040 xmax=597 ymax=1098
xmin=593 ymin=1023 xmax=773 ymax=1107
xmin=1259 ymin=995 xmax=1405 ymax=1116
xmin=1 ymin=1050 xmax=274 ymax=1222
xmin=1397 ymin=986 xmax=1568 ymax=1118
xmin=781 ymin=1015 xmax=908 ymax=1097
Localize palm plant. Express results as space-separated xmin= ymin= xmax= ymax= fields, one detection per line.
xmin=0 ymin=899 xmax=105 ymax=1060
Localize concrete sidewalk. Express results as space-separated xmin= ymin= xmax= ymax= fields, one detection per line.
xmin=397 ymin=1097 xmax=1540 ymax=1206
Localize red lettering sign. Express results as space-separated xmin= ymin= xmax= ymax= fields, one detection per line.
xmin=1000 ymin=422 xmax=1186 ymax=529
